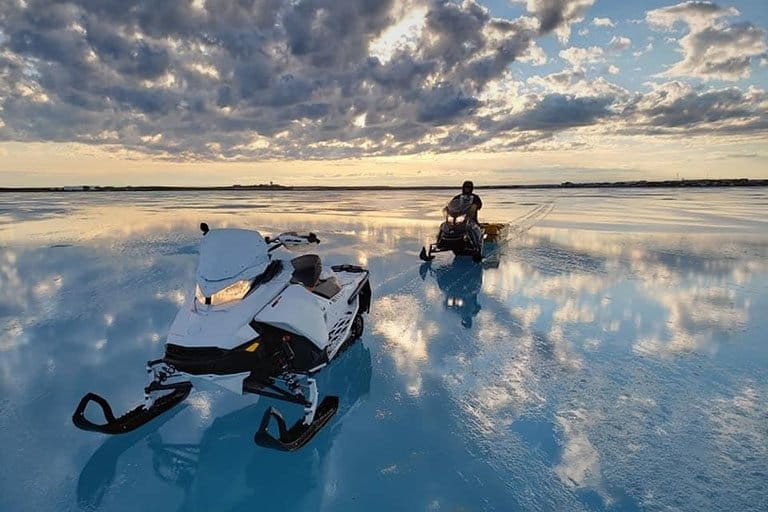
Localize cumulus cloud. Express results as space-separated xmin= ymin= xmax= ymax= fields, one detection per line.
xmin=592 ymin=17 xmax=614 ymax=28
xmin=0 ymin=0 xmax=550 ymax=159
xmin=556 ymin=38 xmax=628 ymax=79
xmin=527 ymin=69 xmax=628 ymax=99
xmin=622 ymin=81 xmax=768 ymax=135
xmin=514 ymin=0 xmax=595 ymax=43
xmin=559 ymin=46 xmax=604 ymax=69
xmin=633 ymin=42 xmax=654 ymax=57
xmin=646 ymin=1 xmax=768 ymax=81
xmin=646 ymin=1 xmax=738 ymax=31
xmin=607 ymin=35 xmax=632 ymax=53
xmin=0 ymin=0 xmax=765 ymax=162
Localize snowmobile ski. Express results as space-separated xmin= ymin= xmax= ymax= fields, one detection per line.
xmin=254 ymin=395 xmax=339 ymax=451
xmin=72 ymin=381 xmax=192 ymax=434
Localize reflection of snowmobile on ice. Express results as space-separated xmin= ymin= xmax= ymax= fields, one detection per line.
xmin=420 ymin=196 xmax=507 ymax=263
xmin=420 ymin=259 xmax=483 ymax=329
xmin=72 ymin=223 xmax=371 ymax=451
xmin=77 ymin=342 xmax=373 ymax=510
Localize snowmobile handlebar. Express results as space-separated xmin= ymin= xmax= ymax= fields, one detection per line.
xmin=266 ymin=232 xmax=321 ymax=252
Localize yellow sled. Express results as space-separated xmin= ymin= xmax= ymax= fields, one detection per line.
xmin=481 ymin=223 xmax=507 ymax=242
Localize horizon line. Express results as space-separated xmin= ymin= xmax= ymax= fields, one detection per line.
xmin=1 ymin=177 xmax=768 ymax=192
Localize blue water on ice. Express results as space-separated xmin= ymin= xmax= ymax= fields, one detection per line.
xmin=1 ymin=188 xmax=767 ymax=511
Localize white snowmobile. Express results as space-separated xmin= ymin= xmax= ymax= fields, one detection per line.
xmin=72 ymin=223 xmax=371 ymax=451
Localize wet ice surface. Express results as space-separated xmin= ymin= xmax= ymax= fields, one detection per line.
xmin=1 ymin=189 xmax=767 ymax=511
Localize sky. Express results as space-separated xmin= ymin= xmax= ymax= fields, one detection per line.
xmin=0 ymin=0 xmax=767 ymax=187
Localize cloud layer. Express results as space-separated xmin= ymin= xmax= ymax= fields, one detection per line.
xmin=0 ymin=0 xmax=766 ymax=161
xmin=647 ymin=1 xmax=768 ymax=80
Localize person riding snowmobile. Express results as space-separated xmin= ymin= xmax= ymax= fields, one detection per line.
xmin=447 ymin=180 xmax=483 ymax=250
xmin=451 ymin=180 xmax=483 ymax=222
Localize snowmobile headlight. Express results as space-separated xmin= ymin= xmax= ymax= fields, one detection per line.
xmin=209 ymin=279 xmax=253 ymax=306
xmin=454 ymin=214 xmax=466 ymax=224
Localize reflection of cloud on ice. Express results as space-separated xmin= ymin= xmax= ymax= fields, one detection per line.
xmin=372 ymin=294 xmax=436 ymax=396
xmin=0 ymin=241 xmax=197 ymax=396
xmin=486 ymin=228 xmax=762 ymax=362
xmin=511 ymin=304 xmax=541 ymax=328
xmin=634 ymin=286 xmax=749 ymax=358
xmin=708 ymin=384 xmax=768 ymax=468
xmin=32 ymin=275 xmax=63 ymax=298
xmin=155 ymin=289 xmax=188 ymax=307
xmin=546 ymin=325 xmax=584 ymax=370
xmin=548 ymin=365 xmax=768 ymax=511
xmin=0 ymin=190 xmax=766 ymax=511
xmin=0 ymin=319 xmax=26 ymax=352
xmin=554 ymin=408 xmax=604 ymax=492
xmin=438 ymin=310 xmax=585 ymax=510
xmin=442 ymin=312 xmax=543 ymax=433
xmin=472 ymin=223 xmax=767 ymax=507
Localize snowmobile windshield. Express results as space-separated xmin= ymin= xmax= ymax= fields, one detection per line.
xmin=446 ymin=196 xmax=472 ymax=216
xmin=445 ymin=196 xmax=472 ymax=224
xmin=196 ymin=229 xmax=270 ymax=297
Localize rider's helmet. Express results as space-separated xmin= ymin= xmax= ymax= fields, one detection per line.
xmin=462 ymin=180 xmax=474 ymax=194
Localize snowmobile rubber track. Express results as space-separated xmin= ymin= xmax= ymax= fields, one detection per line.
xmin=254 ymin=395 xmax=339 ymax=451
xmin=72 ymin=382 xmax=192 ymax=434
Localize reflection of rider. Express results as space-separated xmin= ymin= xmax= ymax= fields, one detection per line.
xmin=451 ymin=180 xmax=482 ymax=223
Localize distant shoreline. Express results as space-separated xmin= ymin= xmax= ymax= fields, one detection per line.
xmin=1 ymin=178 xmax=767 ymax=193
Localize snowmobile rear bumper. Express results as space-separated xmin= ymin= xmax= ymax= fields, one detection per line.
xmin=72 ymin=381 xmax=192 ymax=434
xmin=254 ymin=395 xmax=339 ymax=451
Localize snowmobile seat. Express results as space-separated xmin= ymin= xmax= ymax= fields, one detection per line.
xmin=291 ymin=255 xmax=342 ymax=298
xmin=291 ymin=254 xmax=322 ymax=287
xmin=311 ymin=277 xmax=341 ymax=299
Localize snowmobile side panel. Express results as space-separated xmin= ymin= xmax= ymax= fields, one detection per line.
xmin=166 ymin=269 xmax=290 ymax=350
xmin=255 ymin=285 xmax=328 ymax=349
xmin=249 ymin=321 xmax=326 ymax=373
xmin=253 ymin=396 xmax=339 ymax=451
xmin=346 ymin=272 xmax=370 ymax=306
xmin=356 ymin=279 xmax=372 ymax=313
xmin=72 ymin=382 xmax=192 ymax=435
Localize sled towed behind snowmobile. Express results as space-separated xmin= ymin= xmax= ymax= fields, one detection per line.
xmin=73 ymin=224 xmax=371 ymax=451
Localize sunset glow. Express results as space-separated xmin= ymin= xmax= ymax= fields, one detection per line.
xmin=1 ymin=0 xmax=767 ymax=186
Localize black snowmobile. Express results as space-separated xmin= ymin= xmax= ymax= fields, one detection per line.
xmin=420 ymin=196 xmax=506 ymax=262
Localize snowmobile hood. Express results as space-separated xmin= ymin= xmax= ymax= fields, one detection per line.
xmin=197 ymin=228 xmax=269 ymax=296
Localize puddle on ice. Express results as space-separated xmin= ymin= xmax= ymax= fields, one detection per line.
xmin=0 ymin=188 xmax=767 ymax=511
